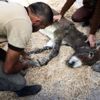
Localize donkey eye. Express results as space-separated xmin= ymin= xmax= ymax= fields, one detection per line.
xmin=89 ymin=52 xmax=94 ymax=58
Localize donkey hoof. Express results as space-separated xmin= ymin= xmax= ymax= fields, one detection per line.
xmin=92 ymin=62 xmax=100 ymax=72
xmin=38 ymin=58 xmax=48 ymax=66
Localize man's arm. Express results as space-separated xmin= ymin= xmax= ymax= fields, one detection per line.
xmin=89 ymin=0 xmax=100 ymax=35
xmin=3 ymin=48 xmax=28 ymax=74
xmin=88 ymin=0 xmax=100 ymax=47
xmin=60 ymin=0 xmax=76 ymax=17
xmin=53 ymin=0 xmax=75 ymax=21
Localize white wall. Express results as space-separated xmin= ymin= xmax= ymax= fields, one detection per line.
xmin=8 ymin=0 xmax=29 ymax=6
xmin=75 ymin=0 xmax=83 ymax=8
xmin=8 ymin=0 xmax=49 ymax=6
xmin=8 ymin=0 xmax=83 ymax=8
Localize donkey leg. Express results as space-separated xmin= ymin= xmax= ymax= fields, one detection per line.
xmin=27 ymin=46 xmax=52 ymax=55
xmin=37 ymin=39 xmax=62 ymax=66
xmin=91 ymin=61 xmax=100 ymax=72
xmin=27 ymin=40 xmax=54 ymax=55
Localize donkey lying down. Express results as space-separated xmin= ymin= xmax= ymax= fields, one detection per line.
xmin=67 ymin=43 xmax=100 ymax=68
xmin=27 ymin=14 xmax=100 ymax=68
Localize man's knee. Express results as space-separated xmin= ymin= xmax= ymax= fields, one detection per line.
xmin=71 ymin=6 xmax=92 ymax=22
xmin=72 ymin=14 xmax=83 ymax=22
xmin=13 ymin=74 xmax=26 ymax=90
xmin=0 ymin=62 xmax=26 ymax=91
xmin=0 ymin=75 xmax=26 ymax=91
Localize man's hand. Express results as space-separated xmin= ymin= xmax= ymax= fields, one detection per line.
xmin=53 ymin=14 xmax=62 ymax=21
xmin=87 ymin=34 xmax=96 ymax=48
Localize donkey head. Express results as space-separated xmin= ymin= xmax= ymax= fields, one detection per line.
xmin=66 ymin=42 xmax=100 ymax=68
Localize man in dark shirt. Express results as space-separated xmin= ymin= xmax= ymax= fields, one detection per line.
xmin=54 ymin=0 xmax=100 ymax=48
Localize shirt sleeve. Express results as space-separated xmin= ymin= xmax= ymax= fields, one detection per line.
xmin=89 ymin=0 xmax=100 ymax=35
xmin=5 ymin=19 xmax=32 ymax=50
xmin=60 ymin=0 xmax=76 ymax=17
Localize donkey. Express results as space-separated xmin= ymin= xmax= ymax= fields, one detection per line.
xmin=27 ymin=10 xmax=100 ymax=68
xmin=27 ymin=20 xmax=89 ymax=65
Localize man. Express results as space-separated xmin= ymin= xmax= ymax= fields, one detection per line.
xmin=0 ymin=1 xmax=53 ymax=97
xmin=54 ymin=0 xmax=100 ymax=48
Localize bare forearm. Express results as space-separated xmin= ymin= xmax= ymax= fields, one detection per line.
xmin=3 ymin=48 xmax=29 ymax=74
xmin=11 ymin=60 xmax=28 ymax=74
xmin=60 ymin=0 xmax=75 ymax=17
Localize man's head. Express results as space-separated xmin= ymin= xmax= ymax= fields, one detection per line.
xmin=28 ymin=2 xmax=53 ymax=32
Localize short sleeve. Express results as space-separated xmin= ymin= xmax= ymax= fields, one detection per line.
xmin=5 ymin=19 xmax=32 ymax=49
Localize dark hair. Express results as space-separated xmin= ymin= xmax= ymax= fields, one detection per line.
xmin=29 ymin=2 xmax=53 ymax=25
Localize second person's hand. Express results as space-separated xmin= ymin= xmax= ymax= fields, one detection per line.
xmin=87 ymin=34 xmax=96 ymax=48
xmin=53 ymin=14 xmax=62 ymax=21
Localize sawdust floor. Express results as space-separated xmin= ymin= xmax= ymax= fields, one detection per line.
xmin=0 ymin=0 xmax=100 ymax=100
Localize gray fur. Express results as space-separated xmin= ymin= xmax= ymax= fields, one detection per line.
xmin=28 ymin=18 xmax=88 ymax=66
xmin=27 ymin=10 xmax=100 ymax=67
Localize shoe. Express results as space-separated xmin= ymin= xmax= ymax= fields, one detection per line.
xmin=91 ymin=62 xmax=100 ymax=72
xmin=15 ymin=85 xmax=42 ymax=97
